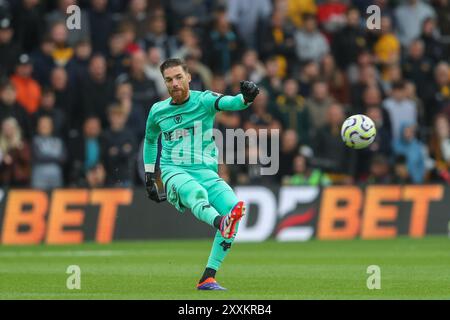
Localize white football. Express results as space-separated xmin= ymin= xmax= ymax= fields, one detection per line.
xmin=341 ymin=114 xmax=377 ymax=149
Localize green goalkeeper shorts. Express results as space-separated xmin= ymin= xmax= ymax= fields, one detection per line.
xmin=161 ymin=166 xmax=236 ymax=213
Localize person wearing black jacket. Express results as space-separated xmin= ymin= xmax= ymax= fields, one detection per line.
xmin=331 ymin=7 xmax=367 ymax=70
xmin=80 ymin=54 xmax=115 ymax=128
xmin=0 ymin=81 xmax=32 ymax=140
xmin=101 ymin=103 xmax=137 ymax=187
xmin=66 ymin=115 xmax=102 ymax=186
xmin=0 ymin=17 xmax=21 ymax=80
xmin=88 ymin=0 xmax=114 ymax=55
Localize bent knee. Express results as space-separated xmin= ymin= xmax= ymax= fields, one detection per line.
xmin=180 ymin=184 xmax=209 ymax=206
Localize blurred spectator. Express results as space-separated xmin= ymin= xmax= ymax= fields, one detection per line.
xmin=294 ymin=13 xmax=329 ymax=64
xmin=278 ymin=129 xmax=300 ymax=182
xmin=393 ymin=123 xmax=426 ymax=183
xmin=321 ymin=53 xmax=350 ymax=104
xmin=204 ymin=7 xmax=243 ymax=74
xmin=0 ymin=16 xmax=21 ymax=79
xmin=0 ymin=81 xmax=32 ymax=140
xmin=115 ymin=80 xmax=145 ymax=141
xmin=144 ymin=46 xmax=167 ymax=97
xmin=434 ymin=0 xmax=450 ymax=52
xmin=306 ymin=80 xmax=334 ymax=134
xmin=297 ymin=60 xmax=320 ymax=97
xmin=241 ymin=49 xmax=266 ymax=84
xmin=423 ymin=62 xmax=450 ymax=126
xmin=49 ymin=21 xmax=74 ymax=66
xmin=185 ymin=53 xmax=212 ymax=91
xmin=141 ymin=10 xmax=178 ymax=60
xmin=67 ymin=115 xmax=102 ymax=186
xmin=243 ymin=89 xmax=281 ymax=132
xmin=380 ymin=63 xmax=403 ymax=96
xmin=30 ymin=35 xmax=56 ymax=86
xmin=258 ymin=56 xmax=283 ymax=103
xmin=331 ymin=6 xmax=367 ymax=70
xmin=405 ymin=80 xmax=426 ymax=136
xmin=66 ymin=39 xmax=92 ymax=88
xmin=106 ymin=30 xmax=130 ymax=79
xmin=80 ymin=54 xmax=115 ymax=128
xmin=32 ymin=87 xmax=66 ymax=138
xmin=367 ymin=104 xmax=392 ymax=156
xmin=392 ymin=154 xmax=413 ymax=184
xmin=31 ymin=115 xmax=66 ymax=189
xmin=317 ymin=0 xmax=347 ymax=34
xmin=273 ymin=78 xmax=310 ymax=144
xmin=84 ymin=163 xmax=106 ymax=187
xmin=101 ymin=103 xmax=137 ymax=187
xmin=259 ymin=9 xmax=296 ymax=69
xmin=347 ymin=49 xmax=376 ymax=85
xmin=420 ymin=17 xmax=445 ymax=63
xmin=46 ymin=0 xmax=91 ymax=47
xmin=49 ymin=66 xmax=75 ymax=128
xmin=174 ymin=26 xmax=203 ymax=59
xmin=117 ymin=50 xmax=159 ymax=116
xmin=402 ymin=39 xmax=433 ymax=98
xmin=118 ymin=21 xmax=140 ymax=55
xmin=10 ymin=53 xmax=41 ymax=114
xmin=0 ymin=117 xmax=31 ymax=186
xmin=283 ymin=153 xmax=331 ymax=186
xmin=395 ymin=0 xmax=436 ymax=47
xmin=373 ymin=15 xmax=401 ymax=66
xmin=227 ymin=0 xmax=272 ymax=49
xmin=11 ymin=0 xmax=44 ymax=53
xmin=122 ymin=0 xmax=150 ymax=40
xmin=236 ymin=139 xmax=278 ymax=186
xmin=366 ymin=154 xmax=392 ymax=184
xmin=428 ymin=113 xmax=450 ymax=182
xmin=360 ymin=85 xmax=384 ymax=111
xmin=350 ymin=64 xmax=382 ymax=113
xmin=88 ymin=0 xmax=114 ymax=55
xmin=164 ymin=0 xmax=209 ymax=33
xmin=286 ymin=0 xmax=317 ymax=28
xmin=383 ymin=80 xmax=418 ymax=141
xmin=225 ymin=64 xmax=247 ymax=95
xmin=313 ymin=102 xmax=355 ymax=183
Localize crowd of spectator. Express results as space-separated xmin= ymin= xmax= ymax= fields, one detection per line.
xmin=1 ymin=0 xmax=450 ymax=188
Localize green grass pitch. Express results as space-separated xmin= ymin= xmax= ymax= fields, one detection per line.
xmin=0 ymin=237 xmax=449 ymax=299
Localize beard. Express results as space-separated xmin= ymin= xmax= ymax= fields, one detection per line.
xmin=170 ymin=87 xmax=188 ymax=101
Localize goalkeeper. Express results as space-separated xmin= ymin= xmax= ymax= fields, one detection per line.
xmin=143 ymin=58 xmax=259 ymax=290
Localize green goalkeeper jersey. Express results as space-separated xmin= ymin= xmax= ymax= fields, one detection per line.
xmin=143 ymin=90 xmax=249 ymax=173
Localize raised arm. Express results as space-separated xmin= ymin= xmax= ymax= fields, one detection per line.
xmin=204 ymin=81 xmax=260 ymax=113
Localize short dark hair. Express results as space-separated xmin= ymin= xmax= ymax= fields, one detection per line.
xmin=159 ymin=58 xmax=189 ymax=75
xmin=392 ymin=80 xmax=406 ymax=90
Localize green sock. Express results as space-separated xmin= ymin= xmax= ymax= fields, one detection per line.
xmin=206 ymin=224 xmax=239 ymax=270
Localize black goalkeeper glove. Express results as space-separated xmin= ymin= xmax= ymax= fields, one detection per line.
xmin=240 ymin=80 xmax=260 ymax=104
xmin=145 ymin=172 xmax=166 ymax=203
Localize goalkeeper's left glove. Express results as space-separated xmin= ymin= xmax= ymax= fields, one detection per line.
xmin=240 ymin=80 xmax=260 ymax=104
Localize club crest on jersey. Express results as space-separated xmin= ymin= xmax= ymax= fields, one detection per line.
xmin=174 ymin=115 xmax=182 ymax=124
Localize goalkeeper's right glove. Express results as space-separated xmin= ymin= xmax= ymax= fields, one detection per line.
xmin=145 ymin=172 xmax=166 ymax=203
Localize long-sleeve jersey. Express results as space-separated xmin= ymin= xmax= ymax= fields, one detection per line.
xmin=143 ymin=90 xmax=249 ymax=173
